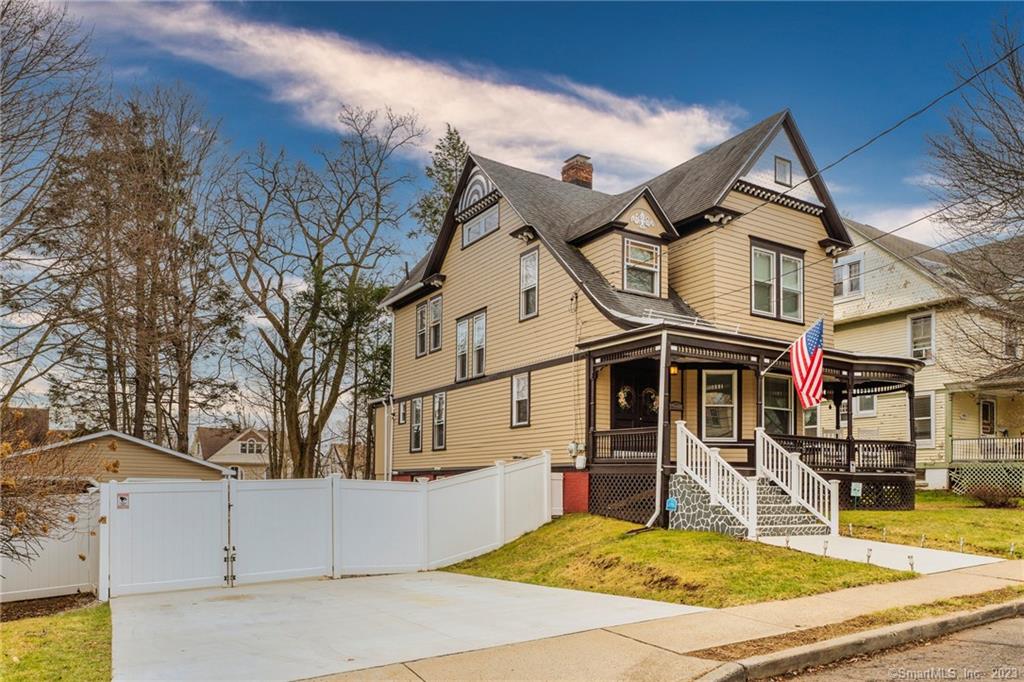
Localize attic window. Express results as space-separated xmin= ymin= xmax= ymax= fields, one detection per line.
xmin=623 ymin=239 xmax=660 ymax=296
xmin=774 ymin=156 xmax=792 ymax=187
xmin=462 ymin=205 xmax=499 ymax=247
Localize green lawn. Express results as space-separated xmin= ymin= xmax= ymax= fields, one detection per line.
xmin=0 ymin=603 xmax=110 ymax=682
xmin=447 ymin=514 xmax=911 ymax=608
xmin=841 ymin=491 xmax=1024 ymax=558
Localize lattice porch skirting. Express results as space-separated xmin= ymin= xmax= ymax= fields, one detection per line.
xmin=950 ymin=464 xmax=1024 ymax=495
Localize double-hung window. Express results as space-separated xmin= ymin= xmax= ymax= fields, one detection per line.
xmin=432 ymin=392 xmax=446 ymax=450
xmin=751 ymin=241 xmax=804 ymax=322
xmin=763 ymin=375 xmax=792 ymax=435
xmin=520 ymin=249 xmax=539 ymax=320
xmin=702 ymin=370 xmax=737 ymax=442
xmin=428 ymin=295 xmax=442 ymax=352
xmin=415 ymin=303 xmax=427 ymax=357
xmin=398 ymin=401 xmax=407 ymax=425
xmin=833 ymin=256 xmax=863 ymax=298
xmin=511 ymin=373 xmax=530 ymax=427
xmin=456 ymin=311 xmax=487 ymax=380
xmin=839 ymin=395 xmax=876 ymax=426
xmin=623 ymin=239 xmax=660 ymax=296
xmin=410 ymin=397 xmax=423 ymax=452
xmin=462 ymin=205 xmax=499 ymax=247
xmin=471 ymin=312 xmax=486 ymax=377
xmin=909 ymin=313 xmax=934 ymax=362
xmin=913 ymin=392 xmax=934 ymax=448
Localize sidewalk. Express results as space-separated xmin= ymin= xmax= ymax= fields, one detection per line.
xmin=317 ymin=560 xmax=1023 ymax=681
xmin=757 ymin=534 xmax=1002 ymax=573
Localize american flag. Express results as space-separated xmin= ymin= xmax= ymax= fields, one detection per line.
xmin=790 ymin=319 xmax=824 ymax=409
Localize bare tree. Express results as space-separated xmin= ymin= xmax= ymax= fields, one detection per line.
xmin=1 ymin=0 xmax=100 ymax=407
xmin=928 ymin=18 xmax=1024 ymax=377
xmin=222 ymin=108 xmax=421 ymax=478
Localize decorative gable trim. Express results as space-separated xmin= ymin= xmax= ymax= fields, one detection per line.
xmin=457 ymin=166 xmax=498 ymax=213
xmin=733 ymin=180 xmax=825 ymax=216
xmin=454 ymin=189 xmax=500 ymax=223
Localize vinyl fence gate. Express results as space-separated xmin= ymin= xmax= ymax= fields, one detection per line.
xmin=99 ymin=453 xmax=551 ymax=599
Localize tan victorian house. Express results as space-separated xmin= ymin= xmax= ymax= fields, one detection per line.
xmin=373 ymin=111 xmax=923 ymax=523
xmin=192 ymin=426 xmax=274 ymax=480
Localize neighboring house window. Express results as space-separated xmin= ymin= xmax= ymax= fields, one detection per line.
xmin=462 ymin=205 xmax=499 ymax=247
xmin=623 ymin=239 xmax=660 ymax=295
xmin=751 ymin=241 xmax=804 ymax=322
xmin=410 ymin=397 xmax=422 ymax=452
xmin=415 ymin=303 xmax=427 ymax=357
xmin=839 ymin=395 xmax=876 ymax=426
xmin=980 ymin=399 xmax=996 ymax=436
xmin=240 ymin=439 xmax=263 ymax=455
xmin=520 ymin=249 xmax=539 ymax=320
xmin=774 ymin=156 xmax=792 ymax=187
xmin=511 ymin=373 xmax=530 ymax=427
xmin=432 ymin=392 xmax=446 ymax=450
xmin=428 ymin=295 xmax=442 ymax=352
xmin=802 ymin=404 xmax=820 ymax=437
xmin=398 ymin=401 xmax=407 ymax=425
xmin=229 ymin=465 xmax=243 ymax=480
xmin=913 ymin=393 xmax=934 ymax=448
xmin=471 ymin=311 xmax=486 ymax=377
xmin=702 ymin=370 xmax=737 ymax=442
xmin=1004 ymin=320 xmax=1021 ymax=359
xmin=833 ymin=256 xmax=863 ymax=298
xmin=763 ymin=374 xmax=792 ymax=436
xmin=909 ymin=313 xmax=935 ymax=362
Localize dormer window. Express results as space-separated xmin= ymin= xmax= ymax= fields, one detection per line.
xmin=462 ymin=205 xmax=499 ymax=247
xmin=623 ymin=239 xmax=660 ymax=296
xmin=774 ymin=156 xmax=792 ymax=187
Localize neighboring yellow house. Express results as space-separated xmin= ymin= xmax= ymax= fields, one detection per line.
xmin=191 ymin=426 xmax=276 ymax=480
xmin=834 ymin=220 xmax=1023 ymax=489
xmin=16 ymin=430 xmax=228 ymax=482
xmin=373 ymin=110 xmax=924 ymax=517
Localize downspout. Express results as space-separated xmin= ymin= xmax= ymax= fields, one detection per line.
xmin=645 ymin=329 xmax=670 ymax=527
xmin=386 ymin=308 xmax=396 ymax=481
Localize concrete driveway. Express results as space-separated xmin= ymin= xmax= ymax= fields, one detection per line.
xmin=111 ymin=572 xmax=706 ymax=681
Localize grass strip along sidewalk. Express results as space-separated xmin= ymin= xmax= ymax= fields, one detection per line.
xmin=840 ymin=491 xmax=1023 ymax=558
xmin=688 ymin=585 xmax=1024 ymax=662
xmin=449 ymin=514 xmax=911 ymax=608
xmin=0 ymin=601 xmax=111 ymax=682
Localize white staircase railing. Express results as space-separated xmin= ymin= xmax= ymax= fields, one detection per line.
xmin=756 ymin=427 xmax=839 ymax=534
xmin=676 ymin=421 xmax=756 ymax=538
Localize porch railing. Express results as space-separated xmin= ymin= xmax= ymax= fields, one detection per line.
xmin=772 ymin=435 xmax=915 ymax=473
xmin=756 ymin=428 xmax=838 ymax=534
xmin=677 ymin=421 xmax=754 ymax=538
xmin=592 ymin=427 xmax=657 ymax=463
xmin=951 ymin=437 xmax=1024 ymax=462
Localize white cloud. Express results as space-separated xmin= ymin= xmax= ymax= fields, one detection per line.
xmin=847 ymin=203 xmax=952 ymax=246
xmin=75 ymin=2 xmax=737 ymax=190
xmin=903 ymin=173 xmax=941 ymax=189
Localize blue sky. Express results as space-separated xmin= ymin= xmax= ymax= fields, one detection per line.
xmin=77 ymin=2 xmax=1021 ymax=255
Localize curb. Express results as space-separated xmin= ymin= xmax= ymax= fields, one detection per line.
xmin=694 ymin=599 xmax=1024 ymax=681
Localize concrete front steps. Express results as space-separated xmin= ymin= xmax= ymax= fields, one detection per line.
xmin=667 ymin=474 xmax=830 ymax=538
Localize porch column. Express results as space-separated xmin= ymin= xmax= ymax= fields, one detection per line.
xmin=846 ymin=373 xmax=856 ymax=468
xmin=755 ymin=354 xmax=764 ymax=429
xmin=659 ymin=357 xmax=673 ymax=527
xmin=586 ymin=353 xmax=596 ymax=461
xmin=906 ymin=383 xmax=916 ymax=444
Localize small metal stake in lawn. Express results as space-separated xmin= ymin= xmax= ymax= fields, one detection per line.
xmin=823 ymin=539 xmax=829 ymax=557
xmin=848 ymin=522 xmax=853 ymax=536
xmin=920 ymin=534 xmax=926 ymax=547
xmin=1011 ymin=542 xmax=1016 ymax=558
xmin=882 ymin=527 xmax=887 ymax=542
xmin=866 ymin=548 xmax=872 ymax=564
xmin=960 ymin=537 xmax=965 ymax=552
xmin=909 ymin=555 xmax=915 ymax=572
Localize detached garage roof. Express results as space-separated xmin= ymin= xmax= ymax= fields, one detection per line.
xmin=15 ymin=430 xmax=229 ymax=480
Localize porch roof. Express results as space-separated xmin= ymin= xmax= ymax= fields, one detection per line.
xmin=946 ymin=366 xmax=1024 ymax=395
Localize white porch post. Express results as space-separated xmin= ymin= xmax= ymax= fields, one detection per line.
xmin=828 ymin=479 xmax=841 ymax=536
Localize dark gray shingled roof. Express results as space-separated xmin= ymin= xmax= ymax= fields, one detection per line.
xmin=386 ymin=110 xmax=846 ymax=326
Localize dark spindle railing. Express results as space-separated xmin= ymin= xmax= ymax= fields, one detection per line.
xmin=592 ymin=428 xmax=658 ymax=463
xmin=772 ymin=435 xmax=915 ymax=473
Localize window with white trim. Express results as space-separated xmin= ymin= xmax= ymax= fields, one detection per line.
xmin=511 ymin=373 xmax=530 ymax=427
xmin=398 ymin=401 xmax=407 ymax=425
xmin=410 ymin=397 xmax=422 ymax=452
xmin=432 ymin=392 xmax=446 ymax=450
xmin=775 ymin=156 xmax=793 ymax=187
xmin=462 ymin=205 xmax=499 ymax=247
xmin=229 ymin=465 xmax=243 ymax=480
xmin=802 ymin=404 xmax=820 ymax=436
xmin=471 ymin=311 xmax=486 ymax=377
xmin=520 ymin=250 xmax=538 ymax=320
xmin=764 ymin=374 xmax=792 ymax=436
xmin=780 ymin=254 xmax=803 ymax=322
xmin=455 ymin=318 xmax=469 ymax=381
xmin=623 ymin=239 xmax=660 ymax=295
xmin=839 ymin=394 xmax=876 ymax=426
xmin=833 ymin=256 xmax=863 ymax=298
xmin=428 ymin=295 xmax=442 ymax=352
xmin=240 ymin=439 xmax=263 ymax=455
xmin=913 ymin=393 xmax=934 ymax=448
xmin=909 ymin=313 xmax=935 ymax=362
xmin=752 ymin=247 xmax=776 ymax=316
xmin=703 ymin=370 xmax=737 ymax=442
xmin=415 ymin=303 xmax=427 ymax=357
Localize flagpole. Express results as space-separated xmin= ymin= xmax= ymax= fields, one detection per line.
xmin=760 ymin=340 xmax=795 ymax=377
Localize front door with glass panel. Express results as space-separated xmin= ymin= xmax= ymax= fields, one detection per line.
xmin=611 ymin=360 xmax=659 ymax=429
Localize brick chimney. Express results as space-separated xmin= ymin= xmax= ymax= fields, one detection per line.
xmin=561 ymin=154 xmax=593 ymax=189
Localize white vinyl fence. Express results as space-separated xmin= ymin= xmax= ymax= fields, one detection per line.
xmin=0 ymin=493 xmax=100 ymax=603
xmin=96 ymin=452 xmax=551 ymax=599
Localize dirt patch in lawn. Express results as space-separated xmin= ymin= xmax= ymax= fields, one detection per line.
xmin=688 ymin=585 xmax=1024 ymax=661
xmin=0 ymin=593 xmax=97 ymax=622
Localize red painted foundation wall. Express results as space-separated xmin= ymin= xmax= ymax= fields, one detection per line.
xmin=562 ymin=472 xmax=589 ymax=513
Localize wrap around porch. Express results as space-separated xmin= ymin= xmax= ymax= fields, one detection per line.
xmin=583 ymin=330 xmax=921 ymax=519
